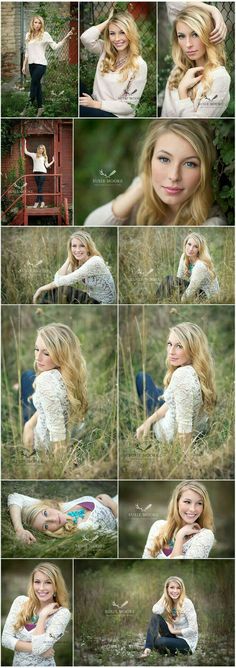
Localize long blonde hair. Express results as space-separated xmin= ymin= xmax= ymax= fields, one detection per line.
xmin=162 ymin=576 xmax=186 ymax=622
xmin=150 ymin=481 xmax=214 ymax=557
xmin=36 ymin=144 xmax=48 ymax=162
xmin=164 ymin=322 xmax=217 ymax=413
xmin=101 ymin=12 xmax=141 ymax=81
xmin=22 ymin=499 xmax=78 ymax=538
xmin=14 ymin=562 xmax=69 ymax=630
xmin=182 ymin=232 xmax=216 ymax=278
xmin=136 ymin=120 xmax=215 ymax=226
xmin=35 ymin=323 xmax=88 ymax=424
xmin=67 ymin=232 xmax=101 ymax=272
xmin=170 ymin=6 xmax=227 ymax=101
xmin=27 ymin=15 xmax=45 ymax=42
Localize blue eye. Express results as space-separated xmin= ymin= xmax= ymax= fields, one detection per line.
xmin=184 ymin=161 xmax=198 ymax=168
xmin=158 ymin=156 xmax=170 ymax=164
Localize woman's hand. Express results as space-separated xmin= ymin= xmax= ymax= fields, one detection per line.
xmin=177 ymin=523 xmax=201 ymax=538
xmin=96 ymin=494 xmax=112 ymax=508
xmin=22 ymin=65 xmax=26 ymax=75
xmin=42 ymin=648 xmax=55 ymax=658
xmin=208 ymin=5 xmax=227 ymax=43
xmin=38 ymin=603 xmax=59 ymax=620
xmin=178 ymin=67 xmax=204 ymax=98
xmin=23 ymin=422 xmax=34 ymax=449
xmin=33 ymin=287 xmax=45 ymax=304
xmin=79 ymin=94 xmax=101 ymax=109
xmin=15 ymin=527 xmax=36 ymax=544
xmin=136 ymin=418 xmax=152 ymax=441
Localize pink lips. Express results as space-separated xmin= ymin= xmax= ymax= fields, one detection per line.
xmin=187 ymin=51 xmax=197 ymax=56
xmin=162 ymin=186 xmax=184 ymax=195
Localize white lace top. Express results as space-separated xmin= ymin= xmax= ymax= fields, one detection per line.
xmin=2 ymin=595 xmax=71 ymax=666
xmin=32 ymin=369 xmax=69 ymax=450
xmin=177 ymin=255 xmax=220 ymax=301
xmin=143 ymin=519 xmax=214 ymax=559
xmin=54 ymin=256 xmax=116 ymax=304
xmin=84 ymin=177 xmax=225 ymax=227
xmin=153 ymin=365 xmax=208 ymax=443
xmin=152 ymin=596 xmax=198 ymax=653
xmin=25 ymin=32 xmax=65 ymax=66
xmin=80 ymin=26 xmax=147 ymax=118
xmin=8 ymin=493 xmax=117 ymax=533
xmin=24 ymin=148 xmax=52 ymax=173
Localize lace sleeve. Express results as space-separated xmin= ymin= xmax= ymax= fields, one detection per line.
xmin=182 ymin=262 xmax=208 ymax=301
xmin=142 ymin=521 xmax=166 ymax=558
xmin=2 ymin=597 xmax=28 ymax=651
xmin=152 ymin=596 xmax=165 ymax=615
xmin=176 ymin=254 xmax=185 ymax=279
xmin=8 ymin=493 xmax=39 ymax=509
xmin=54 ymin=256 xmax=105 ymax=287
xmin=180 ymin=599 xmax=198 ymax=637
xmin=171 ymin=368 xmax=194 ymax=434
xmin=35 ymin=373 xmax=67 ymax=442
xmin=184 ymin=529 xmax=214 ymax=558
xmin=31 ymin=608 xmax=71 ymax=655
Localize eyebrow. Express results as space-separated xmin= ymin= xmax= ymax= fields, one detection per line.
xmin=156 ymin=149 xmax=199 ymax=160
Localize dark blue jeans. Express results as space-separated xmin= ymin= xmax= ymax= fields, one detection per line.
xmin=21 ymin=370 xmax=36 ymax=424
xmin=34 ymin=173 xmax=46 ymax=203
xmin=136 ymin=372 xmax=165 ymax=416
xmin=145 ymin=614 xmax=191 ymax=655
xmin=29 ymin=63 xmax=46 ymax=107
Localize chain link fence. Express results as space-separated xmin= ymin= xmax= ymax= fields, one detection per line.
xmin=80 ymin=1 xmax=156 ymax=117
xmin=158 ymin=1 xmax=235 ymax=117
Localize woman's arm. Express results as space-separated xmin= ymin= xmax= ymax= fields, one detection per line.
xmin=96 ymin=494 xmax=118 ymax=517
xmin=46 ymin=30 xmax=74 ymax=52
xmin=8 ymin=503 xmax=37 ymax=544
xmin=112 ymin=177 xmax=144 ymax=219
xmin=176 ymin=69 xmax=230 ymax=118
xmin=33 ymin=281 xmax=57 ymax=304
xmin=80 ymin=7 xmax=114 ymax=52
xmin=84 ymin=177 xmax=143 ymax=226
xmin=166 ymin=2 xmax=227 ymax=43
xmin=35 ymin=373 xmax=67 ymax=444
xmin=15 ymin=606 xmax=71 ymax=655
xmin=23 ymin=411 xmax=38 ymax=448
xmin=24 ymin=139 xmax=35 ymax=158
xmin=176 ymin=254 xmax=185 ymax=280
xmin=53 ymin=256 xmax=103 ymax=288
xmin=181 ymin=262 xmax=207 ymax=302
xmin=45 ymin=156 xmax=55 ymax=169
xmin=136 ymin=403 xmax=168 ymax=441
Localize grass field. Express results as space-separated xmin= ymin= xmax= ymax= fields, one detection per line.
xmin=119 ymin=227 xmax=234 ymax=305
xmin=2 ymin=480 xmax=117 ymax=559
xmin=74 ymin=559 xmax=234 ymax=666
xmin=119 ymin=304 xmax=234 ymax=479
xmin=2 ymin=305 xmax=117 ymax=480
xmin=2 ymin=227 xmax=117 ymax=304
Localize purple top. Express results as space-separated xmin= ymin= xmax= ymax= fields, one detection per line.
xmin=25 ymin=622 xmax=36 ymax=631
xmin=79 ymin=501 xmax=95 ymax=511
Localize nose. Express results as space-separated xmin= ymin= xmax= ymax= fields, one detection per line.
xmin=186 ymin=35 xmax=193 ymax=48
xmin=168 ymin=162 xmax=181 ymax=182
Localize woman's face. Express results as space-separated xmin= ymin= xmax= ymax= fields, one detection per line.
xmin=33 ymin=570 xmax=54 ymax=604
xmin=151 ymin=132 xmax=201 ymax=212
xmin=37 ymin=146 xmax=44 ymax=155
xmin=178 ymin=488 xmax=204 ymax=525
xmin=32 ymin=506 xmax=69 ymax=533
xmin=108 ymin=22 xmax=129 ymax=52
xmin=167 ymin=580 xmax=182 ymax=601
xmin=71 ymin=238 xmax=90 ymax=263
xmin=33 ymin=18 xmax=42 ymax=32
xmin=167 ymin=330 xmax=191 ymax=367
xmin=176 ymin=21 xmax=206 ymax=61
xmin=185 ymin=237 xmax=199 ymax=261
xmin=34 ymin=334 xmax=57 ymax=373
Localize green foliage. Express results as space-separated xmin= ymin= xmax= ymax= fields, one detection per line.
xmin=210 ymin=120 xmax=234 ymax=225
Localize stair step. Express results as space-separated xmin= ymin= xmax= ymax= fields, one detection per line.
xmin=26 ymin=207 xmax=60 ymax=215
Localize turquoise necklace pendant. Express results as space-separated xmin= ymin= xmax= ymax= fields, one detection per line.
xmin=68 ymin=508 xmax=86 ymax=525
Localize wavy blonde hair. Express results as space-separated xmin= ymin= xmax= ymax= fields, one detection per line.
xmin=136 ymin=119 xmax=215 ymax=226
xmin=14 ymin=562 xmax=69 ymax=630
xmin=67 ymin=232 xmax=101 ymax=272
xmin=22 ymin=499 xmax=79 ymax=538
xmin=182 ymin=232 xmax=216 ymax=278
xmin=35 ymin=323 xmax=88 ymax=424
xmin=170 ymin=5 xmax=227 ymax=101
xmin=162 ymin=576 xmax=186 ymax=622
xmin=164 ymin=322 xmax=217 ymax=413
xmin=150 ymin=480 xmax=214 ymax=557
xmin=36 ymin=144 xmax=48 ymax=162
xmin=27 ymin=15 xmax=45 ymax=42
xmin=101 ymin=12 xmax=141 ymax=81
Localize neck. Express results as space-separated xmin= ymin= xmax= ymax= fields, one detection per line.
xmin=195 ymin=56 xmax=206 ymax=67
xmin=37 ymin=597 xmax=53 ymax=610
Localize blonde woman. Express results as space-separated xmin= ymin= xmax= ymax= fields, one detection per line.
xmin=24 ymin=139 xmax=54 ymax=209
xmin=143 ymin=481 xmax=214 ymax=559
xmin=32 ymin=231 xmax=116 ymax=304
xmin=80 ymin=7 xmax=147 ymax=118
xmin=2 ymin=562 xmax=71 ymax=666
xmin=156 ymin=232 xmax=220 ymax=302
xmin=141 ymin=576 xmax=198 ymax=658
xmin=136 ymin=322 xmax=216 ymax=447
xmin=21 ymin=15 xmax=73 ymax=117
xmin=161 ymin=2 xmax=230 ymax=118
xmin=22 ymin=323 xmax=87 ymax=454
xmin=7 ymin=492 xmax=118 ymax=544
xmin=84 ymin=119 xmax=225 ymax=227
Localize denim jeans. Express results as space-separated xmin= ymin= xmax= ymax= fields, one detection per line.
xmin=145 ymin=614 xmax=191 ymax=655
xmin=29 ymin=63 xmax=46 ymax=107
xmin=21 ymin=370 xmax=36 ymax=424
xmin=136 ymin=372 xmax=165 ymax=416
xmin=34 ymin=174 xmax=46 ymax=203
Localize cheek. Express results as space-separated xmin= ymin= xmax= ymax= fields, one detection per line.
xmin=184 ymin=170 xmax=201 ymax=193
xmin=151 ymin=159 xmax=162 ymax=186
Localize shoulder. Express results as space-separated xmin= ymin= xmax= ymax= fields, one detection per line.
xmin=35 ymin=369 xmax=63 ymax=388
xmin=53 ymin=606 xmax=71 ymax=622
xmin=193 ymin=260 xmax=208 ymax=272
xmin=184 ymin=597 xmax=196 ymax=610
xmin=86 ymin=255 xmax=104 ymax=267
xmin=212 ymin=66 xmax=231 ymax=83
xmin=196 ymin=527 xmax=214 ymax=541
xmin=136 ymin=56 xmax=147 ymax=72
xmin=43 ymin=31 xmax=52 ymax=39
xmin=149 ymin=519 xmax=166 ymax=533
xmin=171 ymin=365 xmax=196 ymax=382
xmin=12 ymin=595 xmax=28 ymax=608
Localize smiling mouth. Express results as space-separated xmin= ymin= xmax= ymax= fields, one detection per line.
xmin=162 ymin=186 xmax=184 ymax=195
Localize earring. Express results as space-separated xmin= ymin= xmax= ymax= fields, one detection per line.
xmin=53 ymin=592 xmax=56 ymax=600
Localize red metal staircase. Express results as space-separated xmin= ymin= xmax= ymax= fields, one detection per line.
xmin=1 ymin=174 xmax=69 ymax=226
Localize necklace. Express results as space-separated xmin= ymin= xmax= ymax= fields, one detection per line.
xmin=67 ymin=508 xmax=86 ymax=525
xmin=31 ymin=613 xmax=39 ymax=623
xmin=115 ymin=55 xmax=128 ymax=70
